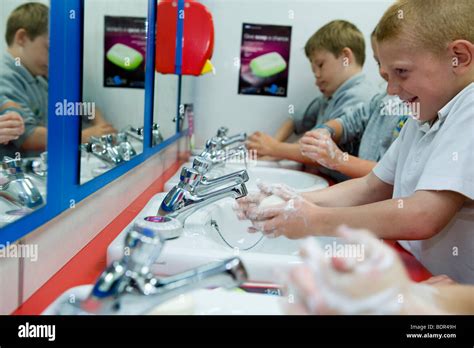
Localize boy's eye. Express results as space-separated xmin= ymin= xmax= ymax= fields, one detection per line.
xmin=395 ymin=68 xmax=408 ymax=76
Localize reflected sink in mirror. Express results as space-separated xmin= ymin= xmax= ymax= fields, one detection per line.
xmin=108 ymin=193 xmax=338 ymax=283
xmin=80 ymin=134 xmax=143 ymax=184
xmin=0 ymin=155 xmax=47 ymax=228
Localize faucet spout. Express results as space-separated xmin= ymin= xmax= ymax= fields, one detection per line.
xmin=56 ymin=222 xmax=248 ymax=315
xmin=157 ymin=181 xmax=247 ymax=224
xmin=0 ymin=157 xmax=44 ymax=209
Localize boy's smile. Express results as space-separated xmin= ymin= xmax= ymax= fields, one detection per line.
xmin=377 ymin=38 xmax=458 ymax=122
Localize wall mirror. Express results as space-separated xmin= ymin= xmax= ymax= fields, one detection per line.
xmin=80 ymin=0 xmax=148 ymax=184
xmin=0 ymin=0 xmax=50 ymax=228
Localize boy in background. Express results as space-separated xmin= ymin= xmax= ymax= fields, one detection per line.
xmin=246 ymin=20 xmax=377 ymax=181
xmin=299 ymin=29 xmax=408 ymax=178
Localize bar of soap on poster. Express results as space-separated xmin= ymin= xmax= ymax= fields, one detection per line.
xmin=238 ymin=23 xmax=292 ymax=97
xmin=104 ymin=16 xmax=147 ymax=89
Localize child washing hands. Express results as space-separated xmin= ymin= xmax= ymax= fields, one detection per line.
xmin=233 ymin=181 xmax=321 ymax=239
xmin=284 ymin=226 xmax=474 ymax=315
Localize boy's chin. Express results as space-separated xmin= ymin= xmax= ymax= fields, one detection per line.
xmin=320 ymin=89 xmax=333 ymax=98
xmin=413 ymin=113 xmax=437 ymax=123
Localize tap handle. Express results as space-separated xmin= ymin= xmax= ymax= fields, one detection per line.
xmin=130 ymin=126 xmax=144 ymax=136
xmin=216 ymin=127 xmax=229 ymax=138
xmin=117 ymin=132 xmax=128 ymax=143
xmin=199 ymin=169 xmax=249 ymax=188
xmin=124 ymin=227 xmax=165 ymax=273
xmin=100 ymin=134 xmax=114 ymax=144
xmin=205 ymin=137 xmax=220 ymax=152
xmin=2 ymin=156 xmax=22 ymax=175
xmin=192 ymin=156 xmax=212 ymax=174
xmin=222 ymin=132 xmax=247 ymax=147
xmin=179 ymin=167 xmax=202 ymax=190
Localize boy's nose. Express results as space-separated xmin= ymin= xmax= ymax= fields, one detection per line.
xmin=379 ymin=68 xmax=389 ymax=82
xmin=386 ymin=80 xmax=401 ymax=96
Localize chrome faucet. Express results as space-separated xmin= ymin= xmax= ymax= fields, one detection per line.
xmin=127 ymin=124 xmax=164 ymax=146
xmin=152 ymin=123 xmax=164 ymax=145
xmin=195 ymin=128 xmax=247 ymax=173
xmin=158 ymin=167 xmax=249 ymax=227
xmin=21 ymin=152 xmax=47 ymax=180
xmin=82 ymin=132 xmax=137 ymax=165
xmin=204 ymin=131 xmax=247 ymax=157
xmin=56 ymin=226 xmax=248 ymax=315
xmin=0 ymin=157 xmax=44 ymax=209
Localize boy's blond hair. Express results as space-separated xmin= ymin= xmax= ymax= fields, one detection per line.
xmin=375 ymin=0 xmax=474 ymax=55
xmin=305 ymin=20 xmax=366 ymax=67
xmin=5 ymin=2 xmax=49 ymax=47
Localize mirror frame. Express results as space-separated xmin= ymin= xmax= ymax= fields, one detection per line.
xmin=0 ymin=0 xmax=188 ymax=245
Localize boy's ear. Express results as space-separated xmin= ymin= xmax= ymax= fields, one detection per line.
xmin=340 ymin=47 xmax=355 ymax=66
xmin=13 ymin=28 xmax=29 ymax=47
xmin=449 ymin=40 xmax=474 ymax=74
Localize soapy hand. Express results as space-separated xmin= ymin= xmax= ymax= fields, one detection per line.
xmin=246 ymin=131 xmax=280 ymax=158
xmin=284 ymin=226 xmax=443 ymax=315
xmin=300 ymin=129 xmax=346 ymax=170
xmin=233 ymin=181 xmax=318 ymax=239
xmin=0 ymin=112 xmax=25 ymax=144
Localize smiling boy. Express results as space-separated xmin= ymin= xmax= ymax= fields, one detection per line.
xmin=236 ymin=0 xmax=474 ymax=283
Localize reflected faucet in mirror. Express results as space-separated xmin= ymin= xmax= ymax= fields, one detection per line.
xmin=126 ymin=124 xmax=164 ymax=146
xmin=81 ymin=132 xmax=137 ymax=165
xmin=0 ymin=156 xmax=44 ymax=210
xmin=21 ymin=152 xmax=47 ymax=180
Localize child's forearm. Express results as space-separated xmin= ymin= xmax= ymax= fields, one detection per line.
xmin=274 ymin=119 xmax=295 ymax=142
xmin=273 ymin=142 xmax=317 ymax=164
xmin=324 ymin=119 xmax=344 ymax=143
xmin=301 ymin=172 xmax=393 ymax=208
xmin=20 ymin=127 xmax=47 ymax=152
xmin=310 ymin=190 xmax=464 ymax=240
xmin=313 ymin=200 xmax=422 ymax=239
xmin=334 ymin=155 xmax=377 ymax=178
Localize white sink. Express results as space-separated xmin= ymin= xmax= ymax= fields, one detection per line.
xmin=42 ymin=284 xmax=283 ymax=315
xmin=107 ymin=193 xmax=338 ymax=283
xmin=164 ymin=163 xmax=328 ymax=192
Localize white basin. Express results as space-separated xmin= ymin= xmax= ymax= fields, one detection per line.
xmin=0 ymin=197 xmax=24 ymax=227
xmin=107 ymin=193 xmax=338 ymax=283
xmin=164 ymin=163 xmax=328 ymax=192
xmin=42 ymin=284 xmax=283 ymax=315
